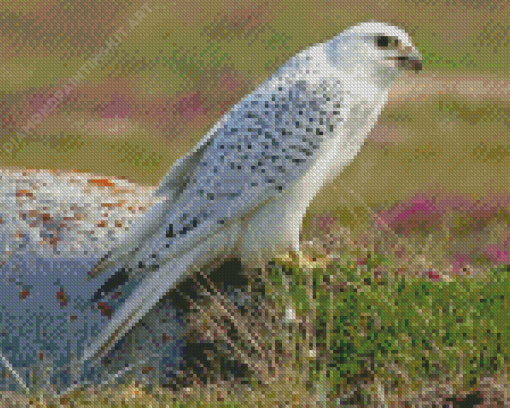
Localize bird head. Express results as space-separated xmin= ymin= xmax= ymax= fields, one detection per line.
xmin=326 ymin=21 xmax=422 ymax=90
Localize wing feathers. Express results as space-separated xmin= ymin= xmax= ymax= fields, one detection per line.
xmin=88 ymin=199 xmax=171 ymax=279
xmin=90 ymin=118 xmax=230 ymax=278
xmin=80 ymin=221 xmax=240 ymax=368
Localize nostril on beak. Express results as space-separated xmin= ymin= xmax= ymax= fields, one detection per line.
xmin=390 ymin=56 xmax=423 ymax=72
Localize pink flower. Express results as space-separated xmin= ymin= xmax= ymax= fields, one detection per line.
xmin=483 ymin=245 xmax=509 ymax=265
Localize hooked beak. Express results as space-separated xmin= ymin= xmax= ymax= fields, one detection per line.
xmin=400 ymin=55 xmax=422 ymax=72
xmin=389 ymin=50 xmax=423 ymax=72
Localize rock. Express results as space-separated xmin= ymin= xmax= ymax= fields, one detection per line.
xmin=0 ymin=167 xmax=184 ymax=393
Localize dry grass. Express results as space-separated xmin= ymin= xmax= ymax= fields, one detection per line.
xmin=3 ymin=197 xmax=510 ymax=406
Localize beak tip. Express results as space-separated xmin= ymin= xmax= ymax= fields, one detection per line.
xmin=411 ymin=59 xmax=423 ymax=72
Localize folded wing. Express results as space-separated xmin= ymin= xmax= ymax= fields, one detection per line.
xmin=79 ymin=74 xmax=348 ymax=379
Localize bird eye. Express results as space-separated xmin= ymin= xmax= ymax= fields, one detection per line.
xmin=376 ymin=36 xmax=390 ymax=47
xmin=376 ymin=36 xmax=399 ymax=48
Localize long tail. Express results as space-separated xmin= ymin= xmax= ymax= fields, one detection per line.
xmin=88 ymin=199 xmax=171 ymax=279
xmin=72 ymin=223 xmax=239 ymax=389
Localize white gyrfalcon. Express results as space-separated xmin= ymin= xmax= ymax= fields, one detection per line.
xmin=81 ymin=21 xmax=422 ymax=379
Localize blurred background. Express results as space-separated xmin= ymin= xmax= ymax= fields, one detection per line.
xmin=0 ymin=0 xmax=508 ymax=272
xmin=0 ymin=1 xmax=509 ymax=404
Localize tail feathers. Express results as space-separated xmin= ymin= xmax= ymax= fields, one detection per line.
xmin=88 ymin=245 xmax=135 ymax=279
xmin=77 ymin=223 xmax=240 ymax=376
xmin=88 ymin=199 xmax=170 ymax=279
xmin=91 ymin=267 xmax=130 ymax=303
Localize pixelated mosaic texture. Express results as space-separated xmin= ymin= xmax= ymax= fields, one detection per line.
xmin=0 ymin=169 xmax=184 ymax=392
xmin=0 ymin=0 xmax=509 ymax=405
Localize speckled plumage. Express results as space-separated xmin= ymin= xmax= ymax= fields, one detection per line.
xmin=79 ymin=21 xmax=422 ymax=388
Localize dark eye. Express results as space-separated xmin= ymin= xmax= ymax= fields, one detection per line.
xmin=376 ymin=36 xmax=399 ymax=49
xmin=376 ymin=36 xmax=390 ymax=47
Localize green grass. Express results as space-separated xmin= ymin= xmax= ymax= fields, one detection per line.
xmin=7 ymin=189 xmax=510 ymax=406
xmin=1 ymin=1 xmax=509 ymax=405
xmin=282 ymin=259 xmax=510 ymax=400
xmin=8 ymin=252 xmax=509 ymax=406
